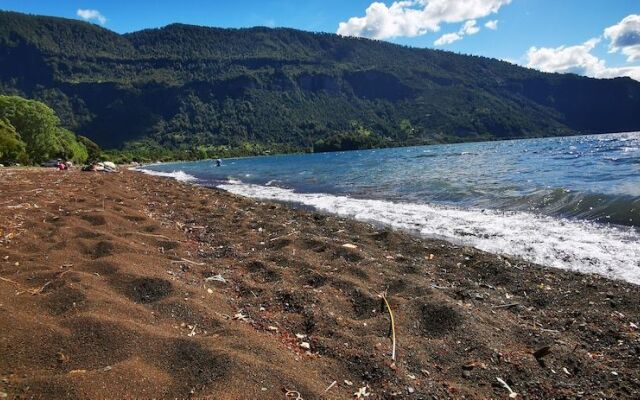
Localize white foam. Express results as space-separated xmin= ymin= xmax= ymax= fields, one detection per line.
xmin=135 ymin=168 xmax=198 ymax=182
xmin=219 ymin=182 xmax=640 ymax=285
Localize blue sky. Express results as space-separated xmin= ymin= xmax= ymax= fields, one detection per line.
xmin=2 ymin=0 xmax=640 ymax=80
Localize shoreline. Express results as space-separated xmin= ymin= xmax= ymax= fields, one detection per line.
xmin=137 ymin=165 xmax=640 ymax=286
xmin=119 ymin=129 xmax=640 ymax=165
xmin=1 ymin=168 xmax=639 ymax=398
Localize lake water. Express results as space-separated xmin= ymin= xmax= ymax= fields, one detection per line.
xmin=139 ymin=132 xmax=640 ymax=284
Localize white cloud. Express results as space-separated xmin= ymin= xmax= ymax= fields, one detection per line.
xmin=76 ymin=9 xmax=107 ymax=25
xmin=434 ymin=18 xmax=479 ymax=46
xmin=337 ymin=0 xmax=511 ymax=40
xmin=434 ymin=32 xmax=462 ymax=45
xmin=484 ymin=19 xmax=498 ymax=30
xmin=461 ymin=20 xmax=480 ymax=35
xmin=525 ymin=38 xmax=640 ymax=81
xmin=526 ymin=39 xmax=603 ymax=75
xmin=604 ymin=14 xmax=640 ymax=62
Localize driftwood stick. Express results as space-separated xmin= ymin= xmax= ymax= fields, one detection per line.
xmin=323 ymin=381 xmax=337 ymax=393
xmin=380 ymin=292 xmax=397 ymax=361
xmin=492 ymin=303 xmax=520 ymax=309
xmin=171 ymin=258 xmax=205 ymax=266
xmin=130 ymin=232 xmax=175 ymax=241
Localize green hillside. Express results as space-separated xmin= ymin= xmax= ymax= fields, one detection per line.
xmin=2 ymin=10 xmax=640 ymax=154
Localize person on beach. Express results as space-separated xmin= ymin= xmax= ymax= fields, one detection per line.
xmin=216 ymin=159 xmax=222 ymax=167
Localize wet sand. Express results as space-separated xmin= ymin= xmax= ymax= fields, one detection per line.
xmin=0 ymin=168 xmax=638 ymax=399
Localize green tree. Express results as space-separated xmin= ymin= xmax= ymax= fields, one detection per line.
xmin=55 ymin=128 xmax=88 ymax=163
xmin=78 ymin=135 xmax=102 ymax=162
xmin=0 ymin=95 xmax=60 ymax=163
xmin=0 ymin=118 xmax=27 ymax=164
xmin=399 ymin=119 xmax=414 ymax=141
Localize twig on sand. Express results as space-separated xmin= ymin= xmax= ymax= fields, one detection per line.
xmin=323 ymin=380 xmax=337 ymax=393
xmin=0 ymin=276 xmax=50 ymax=295
xmin=131 ymin=232 xmax=174 ymax=241
xmin=269 ymin=231 xmax=296 ymax=242
xmin=380 ymin=291 xmax=397 ymax=361
xmin=496 ymin=377 xmax=518 ymax=398
xmin=0 ymin=269 xmax=71 ymax=295
xmin=0 ymin=276 xmax=23 ymax=288
xmin=492 ymin=303 xmax=520 ymax=309
xmin=171 ymin=258 xmax=205 ymax=266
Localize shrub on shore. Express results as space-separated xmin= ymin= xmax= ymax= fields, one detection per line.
xmin=0 ymin=118 xmax=28 ymax=164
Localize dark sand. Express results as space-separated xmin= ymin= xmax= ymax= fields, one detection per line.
xmin=0 ymin=168 xmax=638 ymax=399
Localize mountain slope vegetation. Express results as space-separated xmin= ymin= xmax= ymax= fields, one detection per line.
xmin=1 ymin=10 xmax=640 ymax=154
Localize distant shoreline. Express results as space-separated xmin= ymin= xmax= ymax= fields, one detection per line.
xmin=116 ymin=129 xmax=639 ymax=165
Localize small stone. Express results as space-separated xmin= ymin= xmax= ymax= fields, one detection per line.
xmin=295 ymin=333 xmax=307 ymax=339
xmin=14 ymin=262 xmax=19 ymax=267
xmin=344 ymin=380 xmax=353 ymax=386
xmin=206 ymin=288 xmax=213 ymax=294
xmin=103 ymin=366 xmax=112 ymax=372
xmin=300 ymin=342 xmax=311 ymax=350
xmin=407 ymin=386 xmax=415 ymax=394
xmin=462 ymin=370 xmax=472 ymax=379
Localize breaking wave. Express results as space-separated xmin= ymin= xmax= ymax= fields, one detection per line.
xmin=219 ymin=181 xmax=640 ymax=285
xmin=135 ymin=168 xmax=198 ymax=182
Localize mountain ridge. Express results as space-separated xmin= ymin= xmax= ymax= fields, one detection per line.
xmin=1 ymin=10 xmax=640 ymax=152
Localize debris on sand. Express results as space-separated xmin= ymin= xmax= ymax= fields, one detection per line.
xmin=324 ymin=380 xmax=337 ymax=393
xmin=204 ymin=274 xmax=227 ymax=283
xmin=354 ymin=386 xmax=372 ymax=398
xmin=1 ymin=169 xmax=639 ymax=399
xmin=233 ymin=311 xmax=250 ymax=322
xmin=496 ymin=377 xmax=518 ymax=398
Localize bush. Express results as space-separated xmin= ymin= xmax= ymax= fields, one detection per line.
xmin=78 ymin=135 xmax=102 ymax=162
xmin=55 ymin=128 xmax=88 ymax=163
xmin=0 ymin=118 xmax=27 ymax=164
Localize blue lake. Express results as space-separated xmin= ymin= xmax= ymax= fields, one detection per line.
xmin=141 ymin=132 xmax=640 ymax=284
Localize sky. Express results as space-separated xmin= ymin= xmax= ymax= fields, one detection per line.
xmin=2 ymin=0 xmax=640 ymax=80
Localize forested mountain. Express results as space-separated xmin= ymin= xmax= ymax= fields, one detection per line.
xmin=2 ymin=10 xmax=640 ymax=154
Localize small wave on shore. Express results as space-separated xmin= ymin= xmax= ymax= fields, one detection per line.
xmin=219 ymin=180 xmax=640 ymax=285
xmin=134 ymin=168 xmax=198 ymax=182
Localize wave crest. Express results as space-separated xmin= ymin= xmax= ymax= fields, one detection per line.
xmin=219 ymin=181 xmax=640 ymax=285
xmin=135 ymin=168 xmax=198 ymax=182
